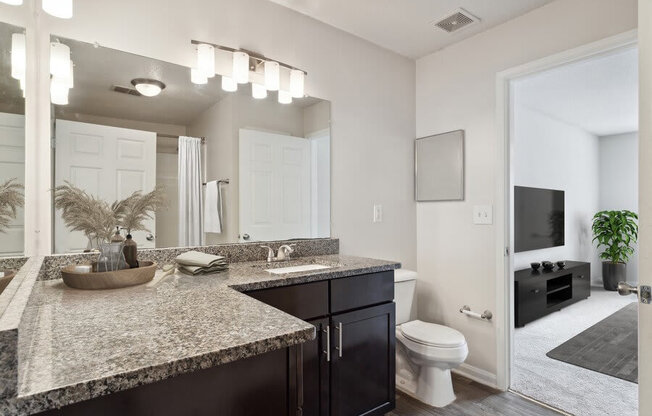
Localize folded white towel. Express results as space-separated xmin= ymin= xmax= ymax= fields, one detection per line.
xmin=204 ymin=180 xmax=222 ymax=234
xmin=176 ymin=250 xmax=226 ymax=268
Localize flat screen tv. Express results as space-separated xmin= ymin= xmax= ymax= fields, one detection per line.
xmin=514 ymin=186 xmax=565 ymax=253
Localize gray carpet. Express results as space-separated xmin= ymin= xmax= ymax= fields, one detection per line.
xmin=546 ymin=302 xmax=638 ymax=383
xmin=512 ymin=287 xmax=638 ymax=416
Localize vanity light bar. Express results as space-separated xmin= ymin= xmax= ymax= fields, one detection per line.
xmin=190 ymin=39 xmax=307 ymax=76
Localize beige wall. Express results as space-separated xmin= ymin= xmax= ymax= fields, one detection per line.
xmin=187 ymin=95 xmax=235 ymax=244
xmin=416 ymin=0 xmax=637 ymax=380
xmin=17 ymin=0 xmax=417 ymax=266
xmin=303 ymin=101 xmax=330 ymax=136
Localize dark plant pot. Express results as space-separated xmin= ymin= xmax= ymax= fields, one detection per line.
xmin=602 ymin=262 xmax=626 ymax=291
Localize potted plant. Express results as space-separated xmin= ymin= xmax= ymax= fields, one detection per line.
xmin=592 ymin=210 xmax=638 ymax=291
xmin=0 ymin=178 xmax=24 ymax=234
xmin=0 ymin=178 xmax=24 ymax=294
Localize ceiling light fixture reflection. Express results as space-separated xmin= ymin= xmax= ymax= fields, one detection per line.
xmin=50 ymin=78 xmax=69 ymax=105
xmin=191 ymin=68 xmax=208 ymax=85
xmin=50 ymin=42 xmax=71 ymax=78
xmin=0 ymin=0 xmax=23 ymax=6
xmin=289 ymin=69 xmax=305 ymax=98
xmin=221 ymin=75 xmax=237 ymax=92
xmin=131 ymin=78 xmax=166 ymax=97
xmin=42 ymin=0 xmax=73 ymax=19
xmin=252 ymin=83 xmax=267 ymax=99
xmin=278 ymin=90 xmax=292 ymax=105
xmin=11 ymin=33 xmax=26 ymax=81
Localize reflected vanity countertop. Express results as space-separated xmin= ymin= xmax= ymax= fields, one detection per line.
xmin=3 ymin=254 xmax=400 ymax=415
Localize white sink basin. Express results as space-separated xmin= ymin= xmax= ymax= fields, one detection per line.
xmin=265 ymin=264 xmax=331 ymax=274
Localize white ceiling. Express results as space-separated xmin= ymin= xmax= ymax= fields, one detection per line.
xmin=269 ymin=0 xmax=555 ymax=58
xmin=514 ymin=46 xmax=638 ymax=137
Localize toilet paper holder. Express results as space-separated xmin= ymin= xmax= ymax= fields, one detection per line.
xmin=460 ymin=305 xmax=493 ymax=321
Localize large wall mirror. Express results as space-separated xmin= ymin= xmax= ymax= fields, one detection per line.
xmin=0 ymin=22 xmax=26 ymax=257
xmin=50 ymin=35 xmax=331 ymax=253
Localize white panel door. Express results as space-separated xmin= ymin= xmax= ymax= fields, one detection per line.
xmin=0 ymin=112 xmax=25 ymax=257
xmin=239 ymin=129 xmax=310 ymax=241
xmin=54 ymin=120 xmax=156 ymax=253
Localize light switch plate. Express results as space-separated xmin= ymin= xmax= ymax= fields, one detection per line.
xmin=473 ymin=205 xmax=493 ymax=225
xmin=373 ymin=204 xmax=383 ymax=223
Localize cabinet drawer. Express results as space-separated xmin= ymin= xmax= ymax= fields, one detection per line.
xmin=330 ymin=271 xmax=394 ymax=314
xmin=245 ymin=281 xmax=329 ymax=320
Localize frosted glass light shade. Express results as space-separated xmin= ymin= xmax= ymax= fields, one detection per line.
xmin=134 ymin=83 xmax=161 ymax=97
xmin=1 ymin=0 xmax=23 ymax=6
xmin=131 ymin=78 xmax=165 ymax=97
xmin=50 ymin=42 xmax=71 ymax=78
xmin=190 ymin=68 xmax=208 ymax=85
xmin=232 ymin=51 xmax=249 ymax=84
xmin=196 ymin=43 xmax=215 ymax=78
xmin=42 ymin=0 xmax=73 ymax=19
xmin=50 ymin=78 xmax=69 ymax=105
xmin=64 ymin=60 xmax=74 ymax=88
xmin=252 ymin=83 xmax=267 ymax=99
xmin=264 ymin=61 xmax=280 ymax=91
xmin=278 ymin=90 xmax=292 ymax=105
xmin=221 ymin=75 xmax=237 ymax=92
xmin=11 ymin=33 xmax=26 ymax=80
xmin=290 ymin=69 xmax=305 ymax=98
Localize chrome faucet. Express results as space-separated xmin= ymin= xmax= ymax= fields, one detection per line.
xmin=261 ymin=244 xmax=296 ymax=262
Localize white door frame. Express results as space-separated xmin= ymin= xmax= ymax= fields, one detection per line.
xmin=494 ymin=29 xmax=638 ymax=390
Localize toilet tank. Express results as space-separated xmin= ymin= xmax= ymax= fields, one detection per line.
xmin=394 ymin=269 xmax=417 ymax=325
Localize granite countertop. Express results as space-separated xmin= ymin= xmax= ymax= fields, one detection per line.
xmin=2 ymin=254 xmax=399 ymax=415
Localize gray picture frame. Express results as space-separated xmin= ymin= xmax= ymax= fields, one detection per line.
xmin=415 ymin=130 xmax=465 ymax=202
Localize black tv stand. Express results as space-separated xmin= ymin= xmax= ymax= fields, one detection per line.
xmin=514 ymin=261 xmax=590 ymax=327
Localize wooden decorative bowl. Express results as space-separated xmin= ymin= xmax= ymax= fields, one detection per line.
xmin=0 ymin=270 xmax=17 ymax=295
xmin=61 ymin=261 xmax=157 ymax=290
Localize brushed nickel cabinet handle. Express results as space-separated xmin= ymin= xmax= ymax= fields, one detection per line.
xmin=335 ymin=322 xmax=343 ymax=358
xmin=322 ymin=325 xmax=330 ymax=362
xmin=531 ymin=289 xmax=540 ymax=294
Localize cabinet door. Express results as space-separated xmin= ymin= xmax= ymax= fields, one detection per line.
xmin=515 ymin=279 xmax=546 ymax=327
xmin=330 ymin=303 xmax=395 ymax=416
xmin=302 ymin=318 xmax=330 ymax=416
xmin=572 ymin=265 xmax=591 ymax=299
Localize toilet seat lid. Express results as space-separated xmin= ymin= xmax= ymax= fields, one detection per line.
xmin=400 ymin=320 xmax=466 ymax=348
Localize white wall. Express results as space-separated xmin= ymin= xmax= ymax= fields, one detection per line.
xmin=20 ymin=0 xmax=417 ymax=267
xmin=512 ymin=106 xmax=600 ymax=281
xmin=599 ymin=132 xmax=639 ymax=283
xmin=416 ymin=0 xmax=636 ymax=379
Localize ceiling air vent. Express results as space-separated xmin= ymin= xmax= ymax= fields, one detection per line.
xmin=111 ymin=85 xmax=142 ymax=96
xmin=434 ymin=8 xmax=479 ymax=33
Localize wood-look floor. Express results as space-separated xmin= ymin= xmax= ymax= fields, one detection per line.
xmin=387 ymin=375 xmax=564 ymax=416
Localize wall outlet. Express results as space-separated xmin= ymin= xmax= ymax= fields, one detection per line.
xmin=473 ymin=205 xmax=493 ymax=225
xmin=373 ymin=204 xmax=383 ymax=223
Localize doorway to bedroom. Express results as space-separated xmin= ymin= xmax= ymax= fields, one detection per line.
xmin=508 ymin=44 xmax=639 ymax=416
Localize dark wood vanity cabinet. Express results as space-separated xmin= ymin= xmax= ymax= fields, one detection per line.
xmin=41 ymin=272 xmax=395 ymax=416
xmin=246 ymin=270 xmax=396 ymax=416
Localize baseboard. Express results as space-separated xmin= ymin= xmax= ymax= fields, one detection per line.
xmin=452 ymin=363 xmax=498 ymax=389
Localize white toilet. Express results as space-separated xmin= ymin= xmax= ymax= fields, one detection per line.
xmin=394 ymin=269 xmax=468 ymax=408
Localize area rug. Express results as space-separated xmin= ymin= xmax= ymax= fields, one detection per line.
xmin=546 ymin=302 xmax=638 ymax=383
